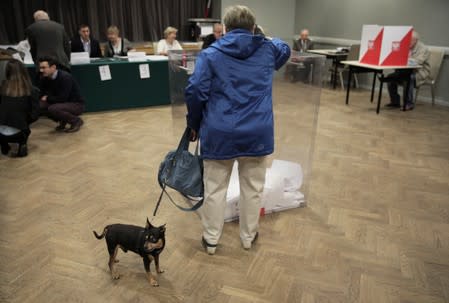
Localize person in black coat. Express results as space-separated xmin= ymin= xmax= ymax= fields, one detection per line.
xmin=71 ymin=24 xmax=103 ymax=58
xmin=0 ymin=60 xmax=40 ymax=157
xmin=202 ymin=23 xmax=223 ymax=49
xmin=38 ymin=56 xmax=85 ymax=133
xmin=25 ymin=10 xmax=71 ymax=71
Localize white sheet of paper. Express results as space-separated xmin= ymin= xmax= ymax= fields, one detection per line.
xmin=139 ymin=64 xmax=150 ymax=79
xmin=99 ymin=65 xmax=112 ymax=81
xmin=186 ymin=60 xmax=195 ymax=75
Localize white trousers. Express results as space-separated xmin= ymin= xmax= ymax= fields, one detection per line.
xmin=201 ymin=156 xmax=266 ymax=245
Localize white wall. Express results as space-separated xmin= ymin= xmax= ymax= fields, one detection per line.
xmin=221 ymin=0 xmax=296 ymax=42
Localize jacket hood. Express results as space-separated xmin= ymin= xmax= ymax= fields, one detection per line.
xmin=212 ymin=29 xmax=265 ymax=59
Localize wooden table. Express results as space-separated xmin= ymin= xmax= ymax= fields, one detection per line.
xmin=307 ymin=49 xmax=348 ymax=89
xmin=341 ymin=60 xmax=421 ymax=114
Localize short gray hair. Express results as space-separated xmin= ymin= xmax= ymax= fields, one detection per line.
xmin=164 ymin=26 xmax=178 ymax=38
xmin=223 ymin=5 xmax=256 ymax=32
xmin=33 ymin=10 xmax=49 ymax=21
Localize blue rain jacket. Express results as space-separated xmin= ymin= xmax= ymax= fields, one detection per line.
xmin=185 ymin=29 xmax=290 ymax=160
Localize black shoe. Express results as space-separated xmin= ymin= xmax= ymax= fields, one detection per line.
xmin=55 ymin=122 xmax=67 ymax=131
xmin=385 ymin=103 xmax=401 ymax=108
xmin=1 ymin=143 xmax=11 ymax=155
xmin=65 ymin=119 xmax=84 ymax=133
xmin=405 ymin=103 xmax=415 ymax=111
xmin=16 ymin=144 xmax=28 ymax=157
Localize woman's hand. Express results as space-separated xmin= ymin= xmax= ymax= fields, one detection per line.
xmin=189 ymin=129 xmax=198 ymax=141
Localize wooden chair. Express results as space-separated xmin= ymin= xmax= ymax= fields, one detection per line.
xmin=415 ymin=48 xmax=444 ymax=105
xmin=337 ymin=44 xmax=360 ymax=90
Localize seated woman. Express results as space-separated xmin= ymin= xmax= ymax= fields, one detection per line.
xmin=157 ymin=27 xmax=183 ymax=55
xmin=0 ymin=59 xmax=39 ymax=157
xmin=104 ymin=26 xmax=134 ymax=57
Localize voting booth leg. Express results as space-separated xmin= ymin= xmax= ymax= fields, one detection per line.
xmin=376 ymin=73 xmax=385 ymax=114
xmin=346 ymin=67 xmax=352 ymax=105
xmin=371 ymin=72 xmax=377 ymax=103
xmin=403 ymin=72 xmax=412 ymax=111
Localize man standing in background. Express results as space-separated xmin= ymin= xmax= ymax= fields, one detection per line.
xmin=25 ymin=10 xmax=71 ymax=71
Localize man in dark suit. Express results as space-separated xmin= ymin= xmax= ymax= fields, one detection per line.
xmin=25 ymin=10 xmax=71 ymax=71
xmin=202 ymin=23 xmax=223 ymax=49
xmin=38 ymin=56 xmax=84 ymax=133
xmin=71 ymin=24 xmax=102 ymax=58
xmin=293 ymin=29 xmax=314 ymax=52
xmin=289 ymin=29 xmax=314 ymax=82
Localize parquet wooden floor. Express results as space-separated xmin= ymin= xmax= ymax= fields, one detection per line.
xmin=1 ymin=81 xmax=448 ymax=303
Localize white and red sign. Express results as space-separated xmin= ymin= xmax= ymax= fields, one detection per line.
xmin=359 ymin=25 xmax=413 ymax=66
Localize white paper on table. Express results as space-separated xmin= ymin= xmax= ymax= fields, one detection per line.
xmin=139 ymin=64 xmax=150 ymax=79
xmin=71 ymin=52 xmax=90 ymax=65
xmin=146 ymin=55 xmax=168 ymax=61
xmin=98 ymin=65 xmax=112 ymax=81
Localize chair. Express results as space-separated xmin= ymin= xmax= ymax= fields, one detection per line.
xmin=415 ymin=48 xmax=444 ymax=105
xmin=337 ymin=44 xmax=360 ymax=90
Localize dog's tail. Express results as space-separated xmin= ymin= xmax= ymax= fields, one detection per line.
xmin=93 ymin=227 xmax=108 ymax=239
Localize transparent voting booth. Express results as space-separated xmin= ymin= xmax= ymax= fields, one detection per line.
xmin=168 ymin=49 xmax=325 ymax=222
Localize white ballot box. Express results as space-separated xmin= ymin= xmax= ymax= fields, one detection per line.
xmin=168 ymin=48 xmax=325 ymax=221
xmin=168 ymin=49 xmax=200 ymax=106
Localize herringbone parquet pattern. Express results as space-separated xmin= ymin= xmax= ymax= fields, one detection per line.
xmin=1 ymin=81 xmax=448 ymax=303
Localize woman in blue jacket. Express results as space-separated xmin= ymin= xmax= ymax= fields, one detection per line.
xmin=185 ymin=5 xmax=290 ymax=255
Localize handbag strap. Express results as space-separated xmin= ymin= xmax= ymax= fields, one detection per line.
xmin=152 ymin=183 xmax=203 ymax=216
xmin=152 ymin=127 xmax=202 ymax=217
xmin=175 ymin=127 xmax=191 ymax=157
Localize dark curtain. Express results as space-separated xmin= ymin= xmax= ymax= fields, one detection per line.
xmin=0 ymin=0 xmax=211 ymax=44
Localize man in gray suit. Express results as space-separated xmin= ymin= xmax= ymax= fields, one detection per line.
xmin=288 ymin=29 xmax=314 ymax=82
xmin=25 ymin=10 xmax=70 ymax=71
xmin=386 ymin=31 xmax=430 ymax=111
xmin=293 ymin=29 xmax=314 ymax=52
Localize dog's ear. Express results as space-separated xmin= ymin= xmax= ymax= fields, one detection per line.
xmin=159 ymin=224 xmax=166 ymax=233
xmin=146 ymin=218 xmax=154 ymax=229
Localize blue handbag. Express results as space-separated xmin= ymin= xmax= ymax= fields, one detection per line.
xmin=154 ymin=127 xmax=203 ymax=215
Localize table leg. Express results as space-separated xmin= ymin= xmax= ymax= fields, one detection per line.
xmin=370 ymin=72 xmax=377 ymax=103
xmin=403 ymin=72 xmax=411 ymax=111
xmin=376 ymin=73 xmax=384 ymax=114
xmin=333 ymin=57 xmax=338 ymax=89
xmin=346 ymin=66 xmax=352 ymax=105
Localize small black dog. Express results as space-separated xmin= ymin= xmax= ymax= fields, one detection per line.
xmin=93 ymin=219 xmax=166 ymax=286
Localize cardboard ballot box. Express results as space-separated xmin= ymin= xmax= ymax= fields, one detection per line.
xmin=359 ymin=25 xmax=413 ymax=66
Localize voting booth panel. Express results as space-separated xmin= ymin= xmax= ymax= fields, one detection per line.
xmin=359 ymin=25 xmax=413 ymax=66
xmin=168 ymin=50 xmax=325 ymax=222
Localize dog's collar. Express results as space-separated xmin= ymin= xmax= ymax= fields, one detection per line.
xmin=136 ymin=230 xmax=148 ymax=257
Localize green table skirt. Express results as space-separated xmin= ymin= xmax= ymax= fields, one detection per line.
xmin=28 ymin=59 xmax=170 ymax=112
